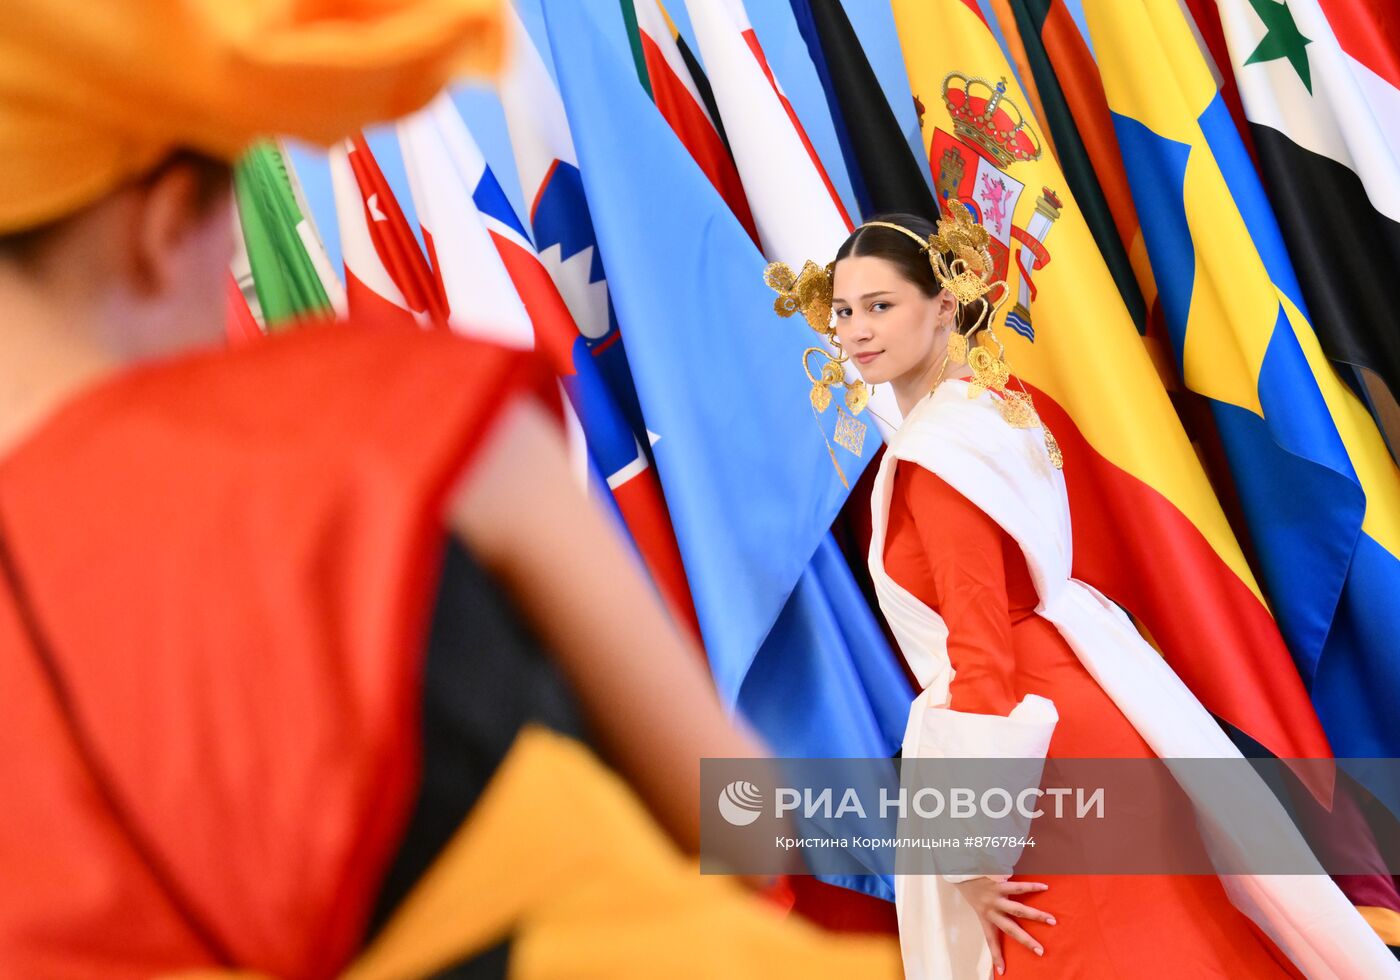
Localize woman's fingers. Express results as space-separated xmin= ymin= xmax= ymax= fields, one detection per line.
xmin=997 ymin=880 xmax=1050 ymax=896
xmin=981 ymin=919 xmax=1006 ymax=976
xmin=990 ymin=911 xmax=1044 ymax=957
xmin=996 ymin=898 xmax=1056 ymax=926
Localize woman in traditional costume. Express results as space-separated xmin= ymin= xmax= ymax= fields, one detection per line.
xmin=0 ymin=2 xmax=905 ymax=977
xmin=765 ymin=210 xmax=1397 ymax=978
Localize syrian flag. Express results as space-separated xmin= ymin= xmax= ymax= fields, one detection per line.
xmin=682 ymin=0 xmax=900 ymax=430
xmin=403 ymin=90 xmax=701 ymax=636
xmin=1217 ymin=0 xmax=1400 ymax=428
xmin=328 ymin=136 xmax=444 ymax=329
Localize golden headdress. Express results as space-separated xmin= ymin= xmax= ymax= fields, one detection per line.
xmin=0 ymin=0 xmax=503 ymax=234
xmin=762 ymin=202 xmax=1062 ymax=472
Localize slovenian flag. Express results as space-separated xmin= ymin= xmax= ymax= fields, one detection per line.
xmin=497 ymin=9 xmax=698 ymax=633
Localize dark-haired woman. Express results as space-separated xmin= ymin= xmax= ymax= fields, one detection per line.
xmin=803 ymin=211 xmax=1391 ymax=978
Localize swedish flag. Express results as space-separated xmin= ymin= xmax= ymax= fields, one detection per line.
xmin=1084 ymin=0 xmax=1400 ymax=759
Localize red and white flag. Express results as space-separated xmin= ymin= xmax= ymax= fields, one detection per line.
xmin=328 ymin=136 xmax=443 ymax=329
xmin=683 ymin=0 xmax=898 ymax=427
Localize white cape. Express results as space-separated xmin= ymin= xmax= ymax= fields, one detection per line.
xmin=868 ymin=381 xmax=1397 ymax=980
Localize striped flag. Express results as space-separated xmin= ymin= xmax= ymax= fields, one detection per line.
xmin=499 ymin=4 xmax=650 ymax=442
xmin=788 ymin=0 xmax=937 ymax=222
xmin=620 ymin=0 xmax=758 ymax=244
xmin=397 ymin=99 xmax=535 ymax=348
xmin=999 ymin=0 xmax=1152 ymax=332
xmin=890 ymin=0 xmax=1334 ymax=772
xmin=398 ymin=93 xmax=700 ymax=634
xmin=1215 ymin=0 xmax=1400 ymax=441
xmin=682 ymin=0 xmax=900 ymax=431
xmin=1084 ymin=0 xmax=1400 ymax=759
xmin=1084 ymin=0 xmax=1400 ymax=942
xmin=682 ymin=0 xmax=851 ymax=265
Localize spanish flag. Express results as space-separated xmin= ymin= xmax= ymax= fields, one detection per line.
xmin=890 ymin=0 xmax=1330 ymax=764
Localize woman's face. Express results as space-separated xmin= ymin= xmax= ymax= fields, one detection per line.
xmin=831 ymin=254 xmax=948 ymax=387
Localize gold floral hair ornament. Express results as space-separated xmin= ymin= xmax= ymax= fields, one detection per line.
xmin=764 ymin=258 xmax=869 ymax=488
xmin=764 ymin=259 xmax=835 ymax=336
xmin=858 ymin=208 xmax=1062 ymax=469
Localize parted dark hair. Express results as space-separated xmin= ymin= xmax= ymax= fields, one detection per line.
xmin=833 ymin=210 xmax=989 ymax=336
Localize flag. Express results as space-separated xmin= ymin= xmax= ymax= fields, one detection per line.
xmin=232 ymin=142 xmax=339 ymax=329
xmin=890 ymin=0 xmax=1333 ymax=770
xmin=397 ymin=98 xmax=536 ymax=348
xmin=397 ymin=93 xmax=700 ymax=635
xmin=999 ymin=0 xmax=1151 ymax=331
xmin=682 ymin=0 xmax=850 ymax=265
xmin=682 ymin=0 xmax=899 ymax=430
xmin=787 ymin=0 xmax=938 ymax=222
xmin=620 ymin=0 xmax=758 ymax=244
xmin=1083 ymin=0 xmax=1400 ymax=941
xmin=498 ymin=3 xmax=650 ymax=445
xmin=1215 ymin=0 xmax=1400 ymax=438
xmin=540 ymin=0 xmax=914 ymax=870
xmin=224 ymin=272 xmax=262 ymax=347
xmin=328 ymin=136 xmax=444 ymax=329
xmin=1083 ymin=0 xmax=1400 ymax=758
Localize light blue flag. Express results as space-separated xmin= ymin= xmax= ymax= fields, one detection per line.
xmin=541 ymin=0 xmax=914 ymax=900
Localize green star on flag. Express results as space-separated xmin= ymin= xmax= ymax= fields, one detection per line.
xmin=1245 ymin=0 xmax=1313 ymax=93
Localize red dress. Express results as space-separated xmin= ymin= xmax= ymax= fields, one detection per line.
xmin=883 ymin=459 xmax=1301 ymax=978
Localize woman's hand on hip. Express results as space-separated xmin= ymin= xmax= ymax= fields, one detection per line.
xmin=953 ymin=875 xmax=1054 ymax=974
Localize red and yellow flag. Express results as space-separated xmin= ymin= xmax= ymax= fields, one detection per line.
xmin=891 ymin=0 xmax=1330 ymax=763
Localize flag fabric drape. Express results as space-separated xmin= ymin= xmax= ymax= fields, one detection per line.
xmin=890 ymin=0 xmax=1333 ymax=772
xmin=787 ymin=0 xmax=938 ymax=223
xmin=1083 ymin=0 xmax=1400 ymax=761
xmin=539 ymin=11 xmax=915 ymax=912
xmin=1215 ymin=0 xmax=1400 ymax=442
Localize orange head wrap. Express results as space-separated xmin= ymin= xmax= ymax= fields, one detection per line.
xmin=0 ymin=0 xmax=502 ymax=233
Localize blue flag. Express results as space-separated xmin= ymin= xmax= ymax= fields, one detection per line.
xmin=541 ymin=0 xmax=912 ymax=795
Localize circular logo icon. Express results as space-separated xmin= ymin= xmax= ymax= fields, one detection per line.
xmin=717 ymin=780 xmax=764 ymax=826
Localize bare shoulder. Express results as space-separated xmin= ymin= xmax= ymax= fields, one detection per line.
xmin=447 ymin=394 xmax=576 ymax=573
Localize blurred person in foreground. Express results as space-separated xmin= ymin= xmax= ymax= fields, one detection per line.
xmin=0 ymin=2 xmax=899 ymax=977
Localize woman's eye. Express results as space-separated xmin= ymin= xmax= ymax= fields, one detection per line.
xmin=870 ymin=302 xmax=890 ymax=312
xmin=834 ymin=308 xmax=851 ymax=319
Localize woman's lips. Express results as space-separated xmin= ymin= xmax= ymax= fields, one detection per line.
xmin=854 ymin=351 xmax=882 ymax=365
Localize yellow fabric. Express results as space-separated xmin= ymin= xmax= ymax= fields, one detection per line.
xmin=891 ymin=0 xmax=1264 ymax=602
xmin=0 ymin=0 xmax=502 ymax=233
xmin=1083 ymin=0 xmax=1400 ymax=562
xmin=164 ymin=726 xmax=900 ymax=978
xmin=349 ymin=726 xmax=900 ymax=979
xmin=1357 ymin=906 xmax=1400 ymax=947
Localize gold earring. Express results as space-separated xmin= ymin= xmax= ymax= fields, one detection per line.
xmin=945 ymin=329 xmax=968 ymax=365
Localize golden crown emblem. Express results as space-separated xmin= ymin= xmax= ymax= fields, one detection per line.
xmin=941 ymin=72 xmax=1042 ymax=167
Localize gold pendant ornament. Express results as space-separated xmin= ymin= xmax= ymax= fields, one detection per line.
xmin=945 ymin=331 xmax=968 ymax=365
xmin=833 ymin=405 xmax=867 ymax=457
xmin=845 ymin=379 xmax=870 ymax=414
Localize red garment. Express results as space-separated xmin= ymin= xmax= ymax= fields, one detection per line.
xmin=883 ymin=459 xmax=1301 ymax=978
xmin=0 ymin=319 xmax=552 ymax=979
